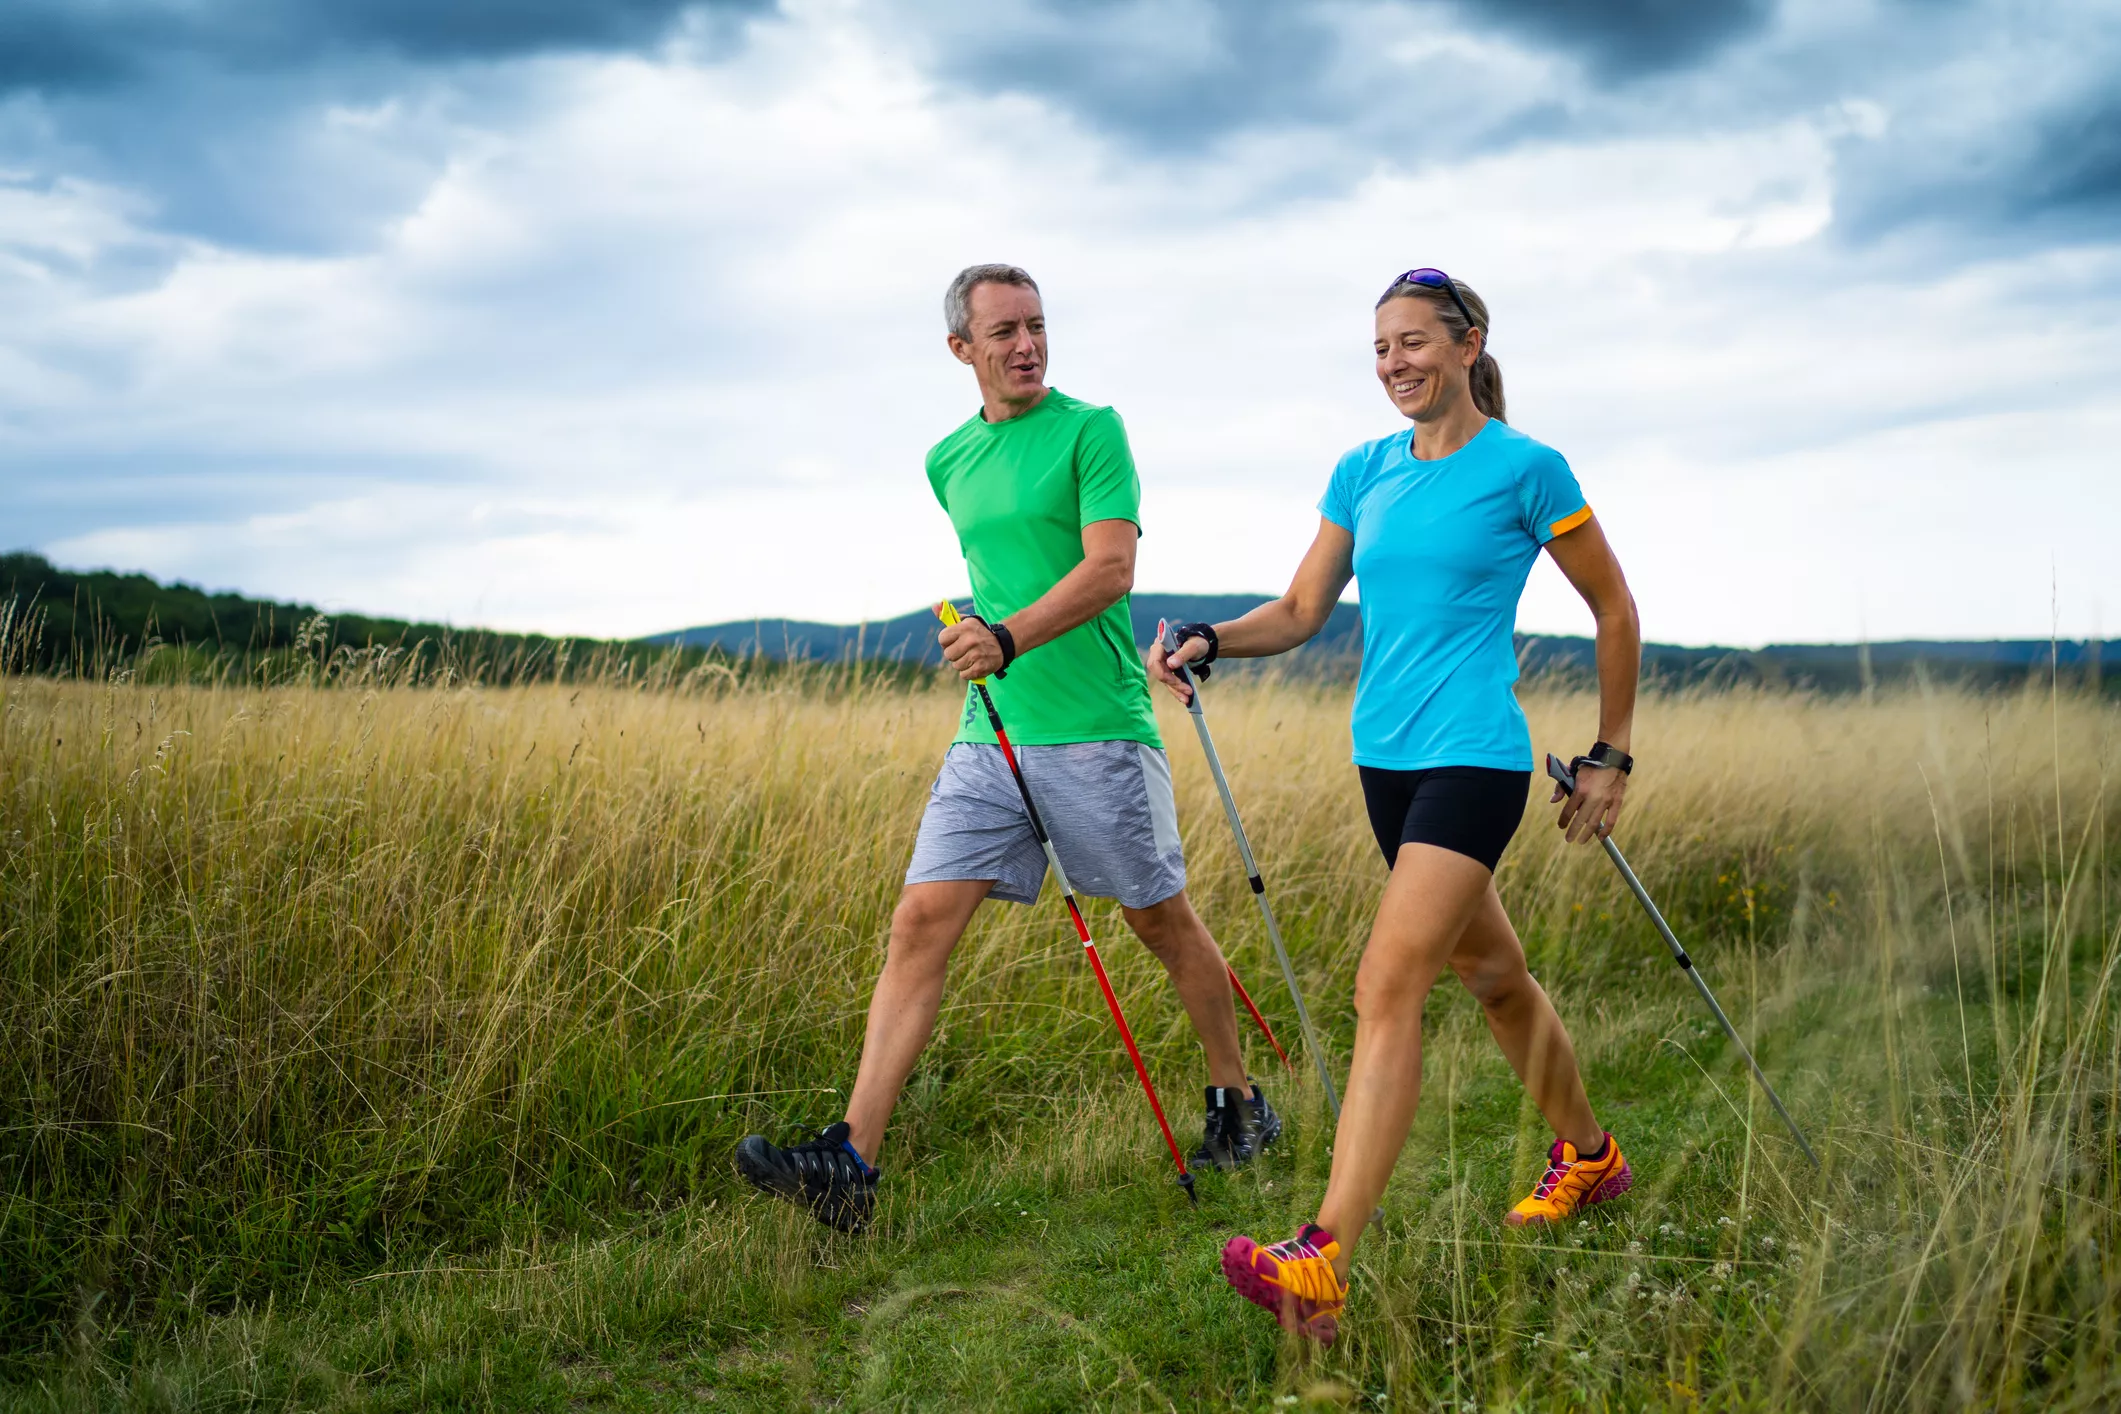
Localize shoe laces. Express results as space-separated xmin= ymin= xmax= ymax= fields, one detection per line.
xmin=1263 ymin=1226 xmax=1326 ymax=1264
xmin=1204 ymin=1089 xmax=1249 ymax=1146
xmin=1260 ymin=1225 xmax=1344 ymax=1302
xmin=1532 ymin=1139 xmax=1573 ymax=1201
xmin=788 ymin=1129 xmax=872 ymax=1183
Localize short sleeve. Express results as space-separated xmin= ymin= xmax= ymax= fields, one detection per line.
xmin=924 ymin=446 xmax=949 ymax=513
xmin=1518 ymin=445 xmax=1591 ymax=544
xmin=1318 ymin=446 xmax=1364 ymax=531
xmin=1075 ymin=407 xmax=1141 ymax=530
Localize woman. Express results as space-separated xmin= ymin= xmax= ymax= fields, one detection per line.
xmin=1150 ymin=269 xmax=1641 ymax=1345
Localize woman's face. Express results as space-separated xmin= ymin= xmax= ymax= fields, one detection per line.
xmin=1374 ymin=296 xmax=1480 ymax=422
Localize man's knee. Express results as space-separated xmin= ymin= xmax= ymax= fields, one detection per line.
xmin=1121 ymin=892 xmax=1203 ymax=957
xmin=889 ymin=887 xmax=972 ymax=964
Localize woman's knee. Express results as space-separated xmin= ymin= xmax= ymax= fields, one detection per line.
xmin=1456 ymin=952 xmax=1534 ymax=1012
xmin=1353 ymin=956 xmax=1432 ymax=1021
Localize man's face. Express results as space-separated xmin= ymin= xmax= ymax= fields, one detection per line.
xmin=948 ymin=282 xmax=1047 ymax=412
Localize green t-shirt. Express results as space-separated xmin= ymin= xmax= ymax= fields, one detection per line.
xmin=926 ymin=389 xmax=1162 ymax=749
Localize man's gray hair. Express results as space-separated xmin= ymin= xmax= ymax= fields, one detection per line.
xmin=944 ymin=264 xmax=1040 ymax=340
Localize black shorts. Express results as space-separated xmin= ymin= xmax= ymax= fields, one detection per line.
xmin=1359 ymin=765 xmax=1531 ymax=873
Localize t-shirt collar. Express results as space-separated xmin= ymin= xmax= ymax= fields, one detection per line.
xmin=979 ymin=387 xmax=1057 ymax=427
xmin=1404 ymin=414 xmax=1495 ymax=464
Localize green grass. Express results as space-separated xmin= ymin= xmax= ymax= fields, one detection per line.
xmin=1 ymin=672 xmax=2116 ymax=1409
xmin=4 ymin=971 xmax=2097 ymax=1412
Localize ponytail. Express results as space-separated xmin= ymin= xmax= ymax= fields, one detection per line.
xmin=1470 ymin=349 xmax=1506 ymax=423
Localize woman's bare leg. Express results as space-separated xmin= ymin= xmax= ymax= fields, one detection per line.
xmin=1447 ymin=883 xmax=1601 ymax=1153
xmin=1312 ymin=843 xmax=1493 ymax=1272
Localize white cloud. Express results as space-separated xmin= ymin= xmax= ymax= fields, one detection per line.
xmin=10 ymin=0 xmax=2121 ymax=645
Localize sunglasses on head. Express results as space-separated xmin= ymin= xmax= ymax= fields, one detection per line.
xmin=1392 ymin=268 xmax=1480 ymax=334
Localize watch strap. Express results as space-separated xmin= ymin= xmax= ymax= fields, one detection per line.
xmin=1574 ymin=741 xmax=1633 ymax=775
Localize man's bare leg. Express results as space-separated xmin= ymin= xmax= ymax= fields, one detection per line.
xmin=1120 ymin=890 xmax=1249 ymax=1091
xmin=843 ymin=878 xmax=993 ymax=1165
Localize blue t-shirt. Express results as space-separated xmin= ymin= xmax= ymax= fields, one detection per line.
xmin=1319 ymin=418 xmax=1590 ymax=772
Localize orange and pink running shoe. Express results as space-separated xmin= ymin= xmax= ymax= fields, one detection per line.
xmin=1506 ymin=1132 xmax=1632 ymax=1227
xmin=1221 ymin=1223 xmax=1349 ymax=1344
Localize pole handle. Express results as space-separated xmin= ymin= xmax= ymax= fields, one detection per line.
xmin=1156 ymin=618 xmax=1190 ymax=682
xmin=1157 ymin=618 xmax=1206 ymax=712
xmin=1545 ymin=751 xmax=1577 ymax=795
xmin=933 ymin=600 xmax=1002 ymax=683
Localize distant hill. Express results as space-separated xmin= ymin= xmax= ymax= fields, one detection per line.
xmin=653 ymin=595 xmax=2117 ymax=693
xmin=0 ymin=551 xmax=702 ymax=685
xmin=641 ymin=595 xmax=1365 ymax=670
xmin=7 ymin=549 xmax=2109 ymax=694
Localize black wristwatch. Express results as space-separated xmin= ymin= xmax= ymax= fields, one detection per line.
xmin=1572 ymin=741 xmax=1633 ymax=776
xmin=1170 ymin=621 xmax=1220 ymax=680
xmin=965 ymin=614 xmax=1017 ymax=677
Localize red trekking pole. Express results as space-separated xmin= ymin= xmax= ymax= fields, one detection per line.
xmin=934 ymin=602 xmax=1196 ymax=1202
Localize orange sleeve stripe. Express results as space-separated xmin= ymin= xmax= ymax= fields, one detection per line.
xmin=1548 ymin=504 xmax=1593 ymax=538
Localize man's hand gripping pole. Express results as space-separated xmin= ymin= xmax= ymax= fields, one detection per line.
xmin=935 ymin=602 xmax=1196 ymax=1202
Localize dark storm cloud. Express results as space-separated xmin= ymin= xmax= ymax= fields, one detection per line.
xmin=299 ymin=0 xmax=768 ymax=62
xmin=2024 ymin=92 xmax=2121 ymax=213
xmin=0 ymin=7 xmax=135 ymax=90
xmin=1832 ymin=77 xmax=2121 ymax=246
xmin=0 ymin=1 xmax=776 ymax=95
xmin=916 ymin=0 xmax=1345 ymax=151
xmin=5 ymin=0 xmax=2117 ymax=270
xmin=917 ymin=0 xmax=2121 ymax=252
xmin=1451 ymin=0 xmax=1773 ymax=78
xmin=0 ymin=0 xmax=777 ymax=257
xmin=914 ymin=0 xmax=1776 ymax=158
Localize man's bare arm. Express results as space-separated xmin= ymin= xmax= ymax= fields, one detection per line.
xmin=939 ymin=519 xmax=1136 ymax=680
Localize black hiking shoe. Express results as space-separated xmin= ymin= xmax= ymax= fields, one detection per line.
xmin=1192 ymin=1080 xmax=1283 ymax=1170
xmin=734 ymin=1121 xmax=878 ymax=1232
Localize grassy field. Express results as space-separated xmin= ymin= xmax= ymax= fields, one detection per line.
xmin=0 ymin=665 xmax=2115 ymax=1410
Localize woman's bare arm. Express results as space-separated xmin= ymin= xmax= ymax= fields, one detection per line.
xmin=1543 ymin=515 xmax=1640 ymax=842
xmin=1147 ymin=517 xmax=1355 ymax=703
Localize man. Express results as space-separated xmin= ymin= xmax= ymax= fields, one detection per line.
xmin=735 ymin=263 xmax=1279 ymax=1231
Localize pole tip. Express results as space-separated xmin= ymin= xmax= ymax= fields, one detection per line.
xmin=1178 ymin=1171 xmax=1197 ymax=1205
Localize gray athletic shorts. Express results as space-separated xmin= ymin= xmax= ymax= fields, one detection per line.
xmin=904 ymin=741 xmax=1188 ymax=909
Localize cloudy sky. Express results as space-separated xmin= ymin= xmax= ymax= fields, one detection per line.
xmin=3 ymin=0 xmax=2117 ymax=645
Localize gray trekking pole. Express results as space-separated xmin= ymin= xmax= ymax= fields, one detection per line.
xmin=1158 ymin=621 xmax=1342 ymax=1120
xmin=1545 ymin=753 xmax=1819 ymax=1168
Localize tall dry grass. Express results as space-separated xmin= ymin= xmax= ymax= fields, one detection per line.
xmin=0 ymin=665 xmax=2116 ymax=1406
